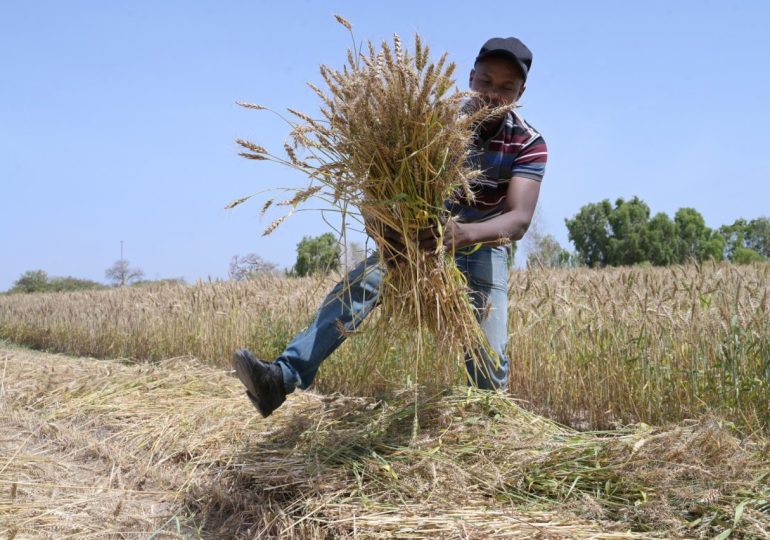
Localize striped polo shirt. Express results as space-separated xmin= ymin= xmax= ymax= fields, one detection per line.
xmin=446 ymin=109 xmax=547 ymax=223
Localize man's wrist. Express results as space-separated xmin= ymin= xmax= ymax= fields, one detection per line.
xmin=454 ymin=221 xmax=478 ymax=249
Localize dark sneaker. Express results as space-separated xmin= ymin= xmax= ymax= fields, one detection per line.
xmin=232 ymin=349 xmax=287 ymax=417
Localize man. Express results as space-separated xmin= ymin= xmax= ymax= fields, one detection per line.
xmin=233 ymin=37 xmax=547 ymax=417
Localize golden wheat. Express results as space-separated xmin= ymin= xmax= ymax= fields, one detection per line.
xmin=1 ymin=262 xmax=768 ymax=434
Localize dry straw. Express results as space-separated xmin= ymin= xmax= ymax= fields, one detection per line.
xmin=3 ymin=346 xmax=769 ymax=538
xmin=231 ymin=17 xmax=506 ymax=384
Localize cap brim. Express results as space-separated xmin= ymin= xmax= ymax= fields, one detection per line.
xmin=475 ymin=50 xmax=528 ymax=81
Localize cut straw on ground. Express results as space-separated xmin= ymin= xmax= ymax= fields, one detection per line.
xmin=2 ymin=346 xmax=768 ymax=538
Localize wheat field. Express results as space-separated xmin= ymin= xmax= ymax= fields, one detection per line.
xmin=1 ymin=261 xmax=768 ymax=435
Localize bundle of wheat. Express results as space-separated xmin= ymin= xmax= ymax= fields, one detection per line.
xmin=232 ymin=17 xmax=505 ymax=382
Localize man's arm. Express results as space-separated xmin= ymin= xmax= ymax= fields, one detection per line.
xmin=421 ymin=176 xmax=541 ymax=250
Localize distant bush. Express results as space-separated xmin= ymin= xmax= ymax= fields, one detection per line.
xmin=49 ymin=276 xmax=106 ymax=292
xmin=732 ymin=246 xmax=767 ymax=265
xmin=7 ymin=270 xmax=106 ymax=294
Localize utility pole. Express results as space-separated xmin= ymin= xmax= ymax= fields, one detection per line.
xmin=120 ymin=241 xmax=125 ymax=286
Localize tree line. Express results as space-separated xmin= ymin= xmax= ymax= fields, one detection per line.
xmin=6 ymin=260 xmax=179 ymax=294
xmin=6 ymin=203 xmax=768 ymax=293
xmin=4 ymin=235 xmax=344 ymax=294
xmin=565 ymin=197 xmax=769 ymax=267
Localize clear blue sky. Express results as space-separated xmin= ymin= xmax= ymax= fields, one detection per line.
xmin=2 ymin=1 xmax=769 ymax=290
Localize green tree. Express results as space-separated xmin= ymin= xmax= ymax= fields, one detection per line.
xmin=720 ymin=217 xmax=770 ymax=261
xmin=565 ymin=200 xmax=612 ymax=267
xmin=293 ymin=233 xmax=341 ymax=277
xmin=567 ymin=198 xmax=728 ymax=267
xmin=732 ymin=246 xmax=766 ymax=264
xmin=606 ymin=197 xmax=650 ymax=266
xmin=642 ymin=212 xmax=678 ymax=266
xmin=9 ymin=270 xmax=50 ymax=293
xmin=719 ymin=218 xmax=749 ymax=260
xmin=674 ymin=208 xmax=724 ymax=263
xmin=567 ymin=197 xmax=655 ymax=267
xmin=745 ymin=217 xmax=770 ymax=257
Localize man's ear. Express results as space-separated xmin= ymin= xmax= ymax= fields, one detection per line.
xmin=469 ymin=68 xmax=475 ymax=88
xmin=517 ymin=84 xmax=526 ymax=101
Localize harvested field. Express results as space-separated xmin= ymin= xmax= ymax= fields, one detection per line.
xmin=2 ymin=345 xmax=768 ymax=538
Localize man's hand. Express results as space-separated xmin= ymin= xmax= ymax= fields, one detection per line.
xmin=381 ymin=224 xmax=407 ymax=269
xmin=365 ymin=215 xmax=471 ymax=269
xmin=417 ymin=218 xmax=470 ymax=252
xmin=363 ymin=218 xmax=408 ymax=269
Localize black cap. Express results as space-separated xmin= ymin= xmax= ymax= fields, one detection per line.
xmin=475 ymin=37 xmax=533 ymax=81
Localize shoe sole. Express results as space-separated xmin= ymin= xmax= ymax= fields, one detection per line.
xmin=232 ymin=352 xmax=270 ymax=417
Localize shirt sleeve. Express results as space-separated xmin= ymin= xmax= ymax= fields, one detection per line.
xmin=511 ymin=136 xmax=547 ymax=182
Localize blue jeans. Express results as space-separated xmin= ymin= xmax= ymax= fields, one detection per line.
xmin=276 ymin=245 xmax=511 ymax=391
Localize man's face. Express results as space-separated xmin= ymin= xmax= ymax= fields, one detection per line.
xmin=469 ymin=55 xmax=526 ymax=109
